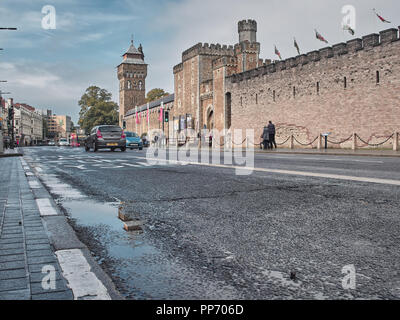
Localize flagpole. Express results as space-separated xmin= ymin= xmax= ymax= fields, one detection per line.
xmin=147 ymin=102 xmax=149 ymax=134
xmin=135 ymin=106 xmax=137 ymax=133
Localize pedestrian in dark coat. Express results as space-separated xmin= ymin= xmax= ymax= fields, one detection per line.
xmin=261 ymin=126 xmax=270 ymax=150
xmin=268 ymin=121 xmax=277 ymax=149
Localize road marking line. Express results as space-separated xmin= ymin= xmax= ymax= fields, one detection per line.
xmin=36 ymin=198 xmax=58 ymax=216
xmin=130 ymin=156 xmax=400 ymax=186
xmin=258 ymin=155 xmax=384 ymax=164
xmin=28 ymin=180 xmax=41 ymax=189
xmin=55 ymin=249 xmax=111 ymax=300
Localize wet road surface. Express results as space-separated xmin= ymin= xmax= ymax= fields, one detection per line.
xmin=22 ymin=146 xmax=400 ymax=299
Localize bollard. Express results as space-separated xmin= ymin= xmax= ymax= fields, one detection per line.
xmin=0 ymin=131 xmax=3 ymax=154
xmin=317 ymin=134 xmax=322 ymax=150
xmin=394 ymin=132 xmax=399 ymax=151
xmin=289 ymin=134 xmax=294 ymax=149
xmin=352 ymin=133 xmax=357 ymax=150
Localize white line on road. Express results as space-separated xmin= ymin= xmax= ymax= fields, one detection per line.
xmin=129 ymin=156 xmax=400 ymax=186
xmin=55 ymin=249 xmax=111 ymax=300
xmin=36 ymin=198 xmax=58 ymax=216
xmin=28 ymin=180 xmax=41 ymax=189
xmin=257 ymin=155 xmax=385 ymax=164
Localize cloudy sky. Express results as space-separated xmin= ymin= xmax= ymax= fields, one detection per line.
xmin=0 ymin=0 xmax=399 ymax=122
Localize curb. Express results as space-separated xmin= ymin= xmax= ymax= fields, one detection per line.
xmin=254 ymin=150 xmax=400 ymax=158
xmin=0 ymin=153 xmax=23 ymax=158
xmin=21 ymin=156 xmax=124 ymax=300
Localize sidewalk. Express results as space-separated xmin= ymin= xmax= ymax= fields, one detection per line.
xmin=0 ymin=148 xmax=23 ymax=158
xmin=0 ymin=156 xmax=73 ymax=300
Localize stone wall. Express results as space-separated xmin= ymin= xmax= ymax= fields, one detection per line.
xmin=226 ymin=28 xmax=400 ymax=148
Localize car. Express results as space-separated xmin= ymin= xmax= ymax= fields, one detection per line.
xmin=126 ymin=132 xmax=143 ymax=150
xmin=85 ymin=125 xmax=126 ymax=152
xmin=58 ymin=138 xmax=69 ymax=147
xmin=48 ymin=140 xmax=56 ymax=146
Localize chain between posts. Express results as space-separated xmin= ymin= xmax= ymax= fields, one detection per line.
xmin=327 ymin=134 xmax=353 ymax=145
xmin=356 ymin=134 xmax=394 ymax=147
xmin=293 ymin=136 xmax=319 ymax=146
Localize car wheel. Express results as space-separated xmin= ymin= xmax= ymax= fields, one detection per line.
xmin=111 ymin=148 xmax=116 ymax=152
xmin=121 ymin=147 xmax=126 ymax=152
xmin=139 ymin=147 xmax=143 ymax=151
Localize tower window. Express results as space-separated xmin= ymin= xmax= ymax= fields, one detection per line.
xmin=376 ymin=71 xmax=380 ymax=84
xmin=273 ymin=90 xmax=276 ymax=102
xmin=255 ymin=94 xmax=258 ymax=104
xmin=293 ymin=86 xmax=296 ymax=98
xmin=317 ymin=82 xmax=320 ymax=95
xmin=344 ymin=77 xmax=347 ymax=89
xmin=240 ymin=96 xmax=243 ymax=106
xmin=127 ymin=80 xmax=132 ymax=89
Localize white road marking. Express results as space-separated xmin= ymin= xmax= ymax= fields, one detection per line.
xmin=259 ymin=155 xmax=384 ymax=164
xmin=130 ymin=156 xmax=400 ymax=186
xmin=55 ymin=249 xmax=111 ymax=300
xmin=28 ymin=180 xmax=41 ymax=189
xmin=36 ymin=198 xmax=58 ymax=216
xmin=25 ymin=172 xmax=34 ymax=176
xmin=35 ymin=167 xmax=43 ymax=173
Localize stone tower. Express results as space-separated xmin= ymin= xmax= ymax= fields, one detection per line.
xmin=117 ymin=39 xmax=147 ymax=127
xmin=238 ymin=19 xmax=257 ymax=43
xmin=235 ymin=20 xmax=260 ymax=73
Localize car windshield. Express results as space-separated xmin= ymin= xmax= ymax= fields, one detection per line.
xmin=126 ymin=132 xmax=139 ymax=138
xmin=60 ymin=139 xmax=67 ymax=142
xmin=99 ymin=126 xmax=122 ymax=133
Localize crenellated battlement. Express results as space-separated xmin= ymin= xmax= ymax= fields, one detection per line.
xmin=182 ymin=42 xmax=235 ymax=62
xmin=212 ymin=56 xmax=238 ymax=70
xmin=229 ymin=27 xmax=400 ymax=84
xmin=173 ymin=63 xmax=183 ymax=74
xmin=234 ymin=41 xmax=260 ymax=54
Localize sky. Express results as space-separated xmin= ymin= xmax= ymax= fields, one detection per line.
xmin=0 ymin=0 xmax=399 ymax=123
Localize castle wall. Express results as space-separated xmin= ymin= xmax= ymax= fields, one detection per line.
xmin=226 ymin=30 xmax=400 ymax=148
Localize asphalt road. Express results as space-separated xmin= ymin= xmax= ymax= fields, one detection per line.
xmin=22 ymin=146 xmax=400 ymax=300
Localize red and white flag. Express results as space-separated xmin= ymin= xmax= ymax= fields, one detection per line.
xmin=146 ymin=103 xmax=149 ymax=124
xmin=373 ymin=9 xmax=391 ymax=23
xmin=274 ymin=45 xmax=282 ymax=60
xmin=315 ymin=29 xmax=329 ymax=44
xmin=135 ymin=108 xmax=140 ymax=124
xmin=159 ymin=102 xmax=164 ymax=122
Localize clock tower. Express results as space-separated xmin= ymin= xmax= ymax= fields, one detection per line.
xmin=117 ymin=38 xmax=147 ymax=127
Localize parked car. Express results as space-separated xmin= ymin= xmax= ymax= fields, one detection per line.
xmin=126 ymin=132 xmax=143 ymax=150
xmin=48 ymin=140 xmax=56 ymax=146
xmin=85 ymin=125 xmax=126 ymax=152
xmin=58 ymin=138 xmax=69 ymax=147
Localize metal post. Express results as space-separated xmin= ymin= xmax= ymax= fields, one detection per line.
xmin=317 ymin=134 xmax=322 ymax=150
xmin=0 ymin=130 xmax=3 ymax=153
xmin=289 ymin=134 xmax=294 ymax=149
xmin=324 ymin=136 xmax=328 ymax=150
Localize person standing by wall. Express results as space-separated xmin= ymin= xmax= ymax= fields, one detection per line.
xmin=261 ymin=126 xmax=269 ymax=150
xmin=268 ymin=121 xmax=277 ymax=149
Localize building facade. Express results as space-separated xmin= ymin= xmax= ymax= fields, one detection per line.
xmin=14 ymin=103 xmax=44 ymax=145
xmin=48 ymin=115 xmax=72 ymax=139
xmin=121 ymin=20 xmax=400 ymax=148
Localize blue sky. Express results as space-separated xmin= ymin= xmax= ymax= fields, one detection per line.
xmin=0 ymin=0 xmax=399 ymax=123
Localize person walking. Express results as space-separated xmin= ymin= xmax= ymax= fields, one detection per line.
xmin=261 ymin=126 xmax=270 ymax=150
xmin=268 ymin=121 xmax=277 ymax=149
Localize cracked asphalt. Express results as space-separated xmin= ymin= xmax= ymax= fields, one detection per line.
xmin=21 ymin=146 xmax=400 ymax=300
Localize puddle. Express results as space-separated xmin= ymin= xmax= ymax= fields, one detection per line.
xmin=34 ymin=172 xmax=239 ymax=299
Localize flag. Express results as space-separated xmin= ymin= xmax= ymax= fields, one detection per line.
xmin=294 ymin=38 xmax=300 ymax=55
xmin=343 ymin=25 xmax=355 ymax=35
xmin=274 ymin=45 xmax=282 ymax=60
xmin=146 ymin=103 xmax=149 ymax=124
xmin=373 ymin=9 xmax=391 ymax=23
xmin=135 ymin=108 xmax=140 ymax=124
xmin=159 ymin=102 xmax=164 ymax=122
xmin=315 ymin=29 xmax=329 ymax=44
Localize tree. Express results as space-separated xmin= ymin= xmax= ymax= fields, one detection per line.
xmin=78 ymin=86 xmax=119 ymax=133
xmin=146 ymin=88 xmax=169 ymax=103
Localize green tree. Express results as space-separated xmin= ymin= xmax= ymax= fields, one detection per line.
xmin=146 ymin=88 xmax=169 ymax=103
xmin=78 ymin=86 xmax=119 ymax=133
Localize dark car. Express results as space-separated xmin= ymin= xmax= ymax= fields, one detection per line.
xmin=85 ymin=125 xmax=126 ymax=152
